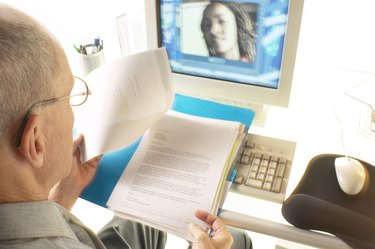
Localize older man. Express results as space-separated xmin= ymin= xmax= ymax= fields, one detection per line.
xmin=0 ymin=3 xmax=252 ymax=249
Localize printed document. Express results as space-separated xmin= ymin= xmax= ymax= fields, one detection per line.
xmin=107 ymin=110 xmax=245 ymax=241
xmin=73 ymin=48 xmax=174 ymax=162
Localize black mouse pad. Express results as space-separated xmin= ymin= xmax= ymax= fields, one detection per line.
xmin=282 ymin=154 xmax=375 ymax=249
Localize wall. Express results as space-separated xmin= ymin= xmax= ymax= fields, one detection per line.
xmin=1 ymin=0 xmax=145 ymax=75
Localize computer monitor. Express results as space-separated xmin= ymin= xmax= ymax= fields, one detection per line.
xmin=145 ymin=0 xmax=304 ymax=126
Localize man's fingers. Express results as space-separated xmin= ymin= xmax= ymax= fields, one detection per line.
xmin=194 ymin=210 xmax=225 ymax=229
xmin=188 ymin=223 xmax=207 ymax=241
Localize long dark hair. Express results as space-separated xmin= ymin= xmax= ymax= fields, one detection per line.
xmin=201 ymin=1 xmax=256 ymax=62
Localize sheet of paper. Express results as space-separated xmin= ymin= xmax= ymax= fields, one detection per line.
xmin=107 ymin=110 xmax=242 ymax=241
xmin=73 ymin=48 xmax=174 ymax=162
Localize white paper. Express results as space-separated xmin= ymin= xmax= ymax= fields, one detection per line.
xmin=107 ymin=110 xmax=242 ymax=241
xmin=73 ymin=48 xmax=174 ymax=162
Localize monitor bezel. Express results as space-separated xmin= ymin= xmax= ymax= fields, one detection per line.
xmin=145 ymin=0 xmax=304 ymax=108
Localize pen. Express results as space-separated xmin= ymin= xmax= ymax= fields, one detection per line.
xmin=94 ymin=37 xmax=100 ymax=47
xmin=92 ymin=38 xmax=99 ymax=53
xmin=73 ymin=44 xmax=80 ymax=53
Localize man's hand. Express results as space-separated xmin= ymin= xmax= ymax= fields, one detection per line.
xmin=49 ymin=134 xmax=102 ymax=210
xmin=189 ymin=210 xmax=233 ymax=249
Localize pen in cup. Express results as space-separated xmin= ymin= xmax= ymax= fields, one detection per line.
xmin=75 ymin=37 xmax=105 ymax=76
xmin=74 ymin=37 xmax=103 ymax=55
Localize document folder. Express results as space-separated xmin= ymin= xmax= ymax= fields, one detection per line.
xmin=81 ymin=94 xmax=255 ymax=207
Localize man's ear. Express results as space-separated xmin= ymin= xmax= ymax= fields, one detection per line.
xmin=17 ymin=114 xmax=45 ymax=168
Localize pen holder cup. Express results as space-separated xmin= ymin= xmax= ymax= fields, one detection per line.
xmin=78 ymin=50 xmax=105 ymax=76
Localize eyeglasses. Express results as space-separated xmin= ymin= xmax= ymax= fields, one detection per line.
xmin=14 ymin=76 xmax=91 ymax=147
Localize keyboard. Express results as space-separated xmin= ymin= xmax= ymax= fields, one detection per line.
xmin=230 ymin=133 xmax=297 ymax=203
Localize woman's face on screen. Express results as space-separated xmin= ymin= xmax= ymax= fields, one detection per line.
xmin=202 ymin=2 xmax=239 ymax=58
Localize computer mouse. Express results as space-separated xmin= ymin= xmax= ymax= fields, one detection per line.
xmin=334 ymin=157 xmax=369 ymax=195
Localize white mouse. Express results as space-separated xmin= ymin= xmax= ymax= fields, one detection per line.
xmin=334 ymin=157 xmax=369 ymax=195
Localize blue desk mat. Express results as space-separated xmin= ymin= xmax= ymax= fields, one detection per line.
xmin=81 ymin=94 xmax=255 ymax=207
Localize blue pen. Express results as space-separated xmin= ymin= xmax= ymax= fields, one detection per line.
xmin=229 ymin=168 xmax=237 ymax=182
xmin=92 ymin=37 xmax=101 ymax=53
xmin=94 ymin=37 xmax=100 ymax=46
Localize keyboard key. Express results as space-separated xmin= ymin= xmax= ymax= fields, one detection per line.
xmin=245 ymin=140 xmax=255 ymax=149
xmin=243 ymin=148 xmax=252 ymax=157
xmin=279 ymin=157 xmax=288 ymax=164
xmin=259 ymin=166 xmax=267 ymax=174
xmin=276 ymin=163 xmax=286 ymax=177
xmin=263 ymin=182 xmax=272 ymax=191
xmin=260 ymin=159 xmax=269 ymax=167
xmin=265 ymin=174 xmax=274 ymax=182
xmin=234 ymin=175 xmax=244 ymax=184
xmin=269 ymin=160 xmax=278 ymax=169
xmin=267 ymin=168 xmax=276 ymax=176
xmin=272 ymin=177 xmax=283 ymax=193
xmin=245 ymin=178 xmax=263 ymax=189
xmin=240 ymin=155 xmax=250 ymax=164
xmin=257 ymin=173 xmax=265 ymax=181
xmin=252 ymin=157 xmax=261 ymax=167
xmin=249 ymin=171 xmax=257 ymax=179
xmin=250 ymin=164 xmax=259 ymax=173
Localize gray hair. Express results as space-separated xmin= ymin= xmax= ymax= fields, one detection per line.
xmin=0 ymin=4 xmax=60 ymax=143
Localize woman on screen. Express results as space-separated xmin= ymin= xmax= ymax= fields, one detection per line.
xmin=200 ymin=1 xmax=256 ymax=62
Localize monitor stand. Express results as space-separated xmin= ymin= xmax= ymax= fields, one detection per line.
xmin=208 ymin=96 xmax=269 ymax=128
xmin=246 ymin=103 xmax=269 ymax=128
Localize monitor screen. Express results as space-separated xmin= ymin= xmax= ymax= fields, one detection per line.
xmin=145 ymin=0 xmax=304 ymax=124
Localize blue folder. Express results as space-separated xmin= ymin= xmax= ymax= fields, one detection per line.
xmin=81 ymin=94 xmax=255 ymax=207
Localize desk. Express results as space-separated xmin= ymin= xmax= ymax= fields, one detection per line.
xmin=221 ymin=68 xmax=375 ymax=248
xmin=68 ymin=1 xmax=375 ymax=247
xmin=72 ymin=68 xmax=375 ymax=248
